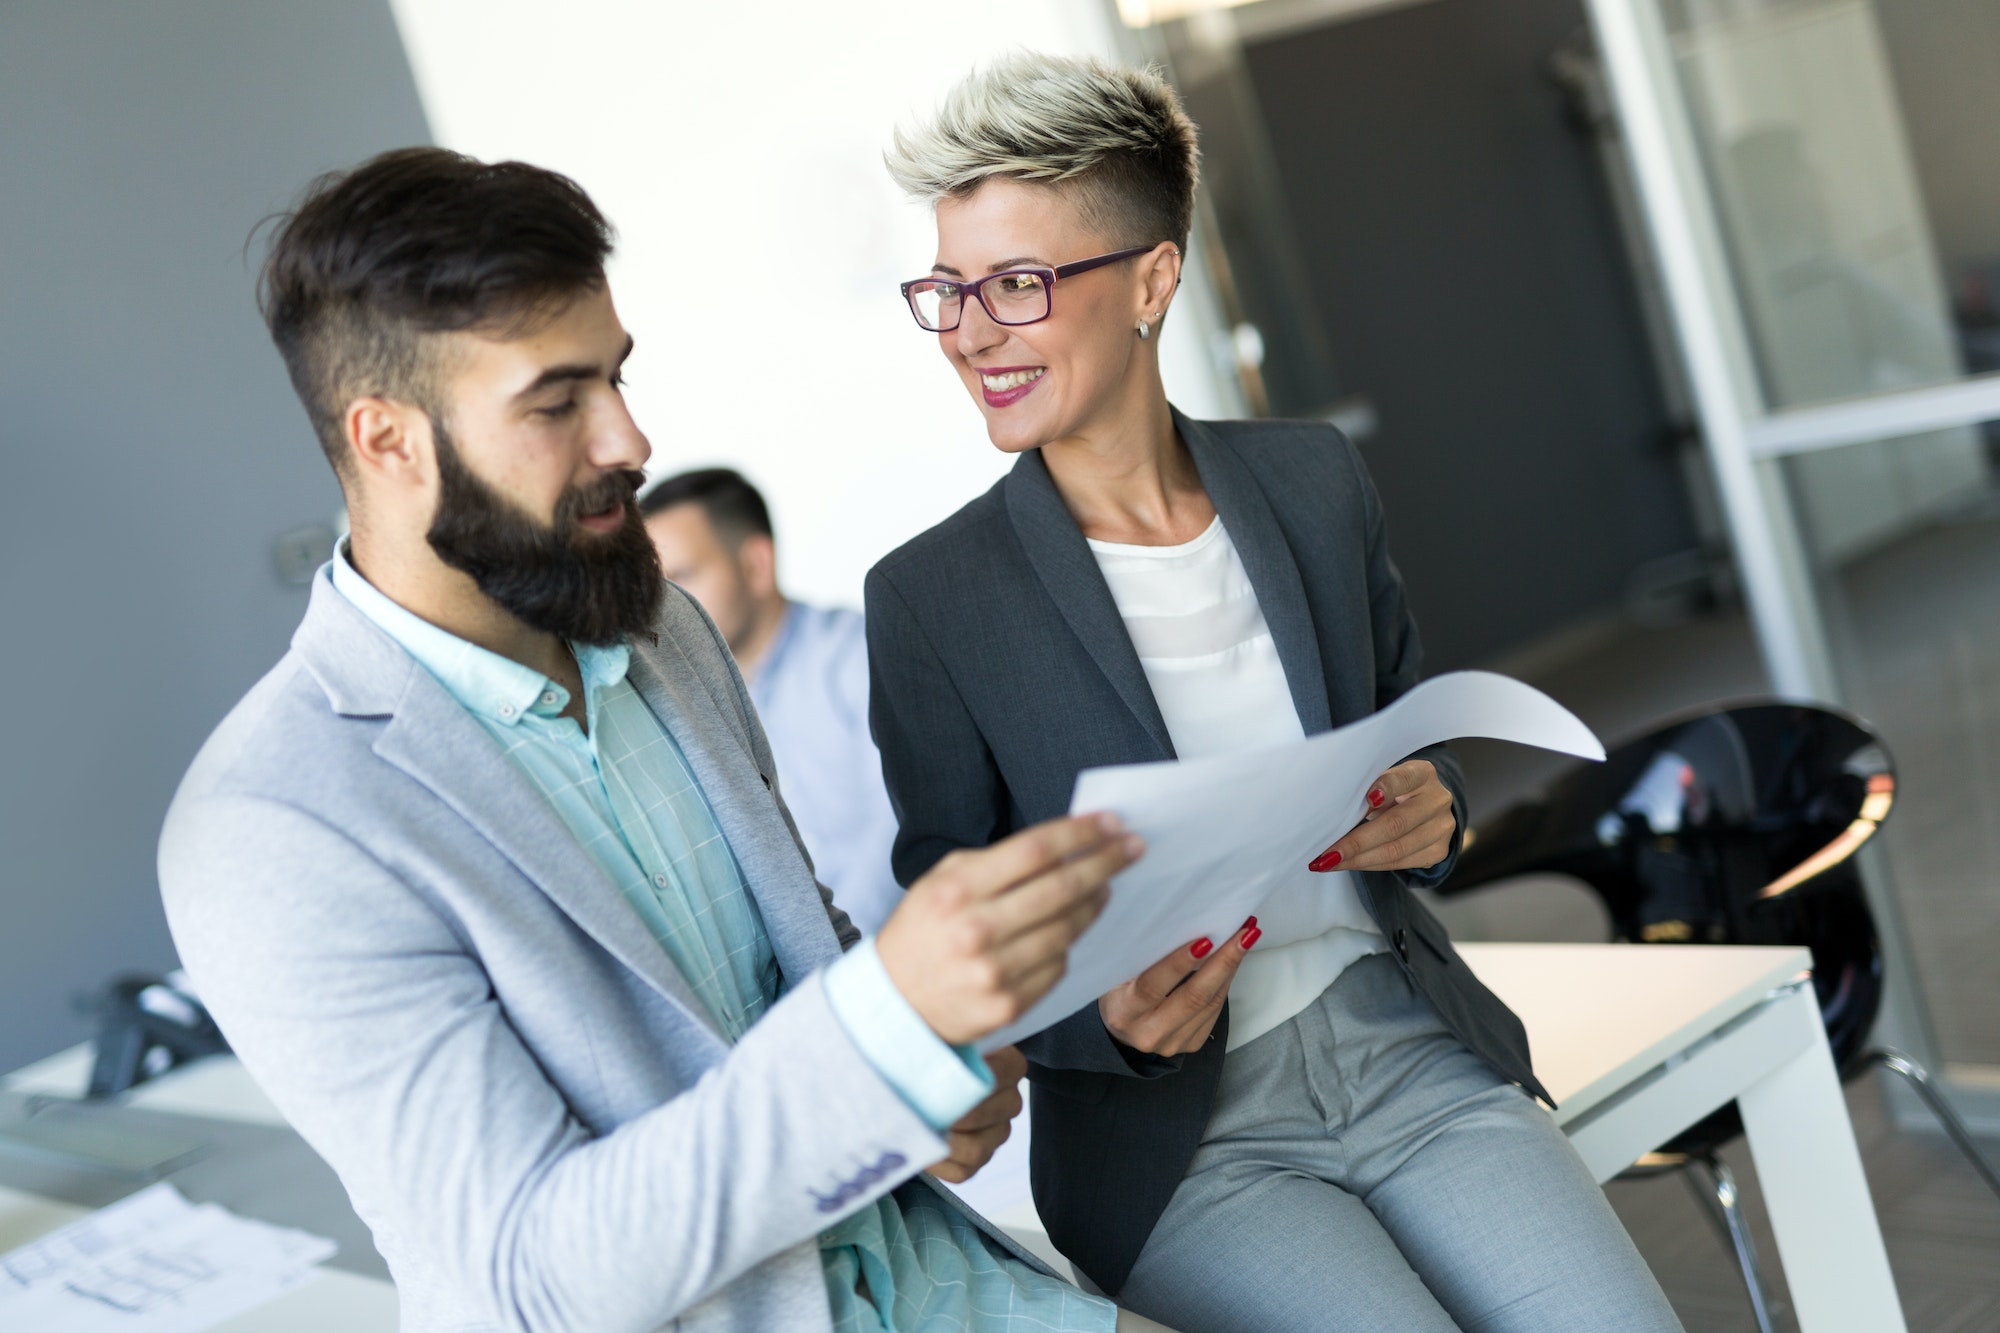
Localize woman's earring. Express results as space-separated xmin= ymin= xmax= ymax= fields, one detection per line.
xmin=1136 ymin=319 xmax=1151 ymax=341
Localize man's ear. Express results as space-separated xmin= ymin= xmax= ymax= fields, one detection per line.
xmin=343 ymin=397 xmax=432 ymax=489
xmin=736 ymin=533 xmax=779 ymax=600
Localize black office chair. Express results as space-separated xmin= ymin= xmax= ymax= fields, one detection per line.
xmin=1437 ymin=700 xmax=2000 ymax=1333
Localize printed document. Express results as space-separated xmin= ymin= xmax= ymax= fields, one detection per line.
xmin=983 ymin=671 xmax=1604 ymax=1051
xmin=0 ymin=1182 xmax=334 ymax=1332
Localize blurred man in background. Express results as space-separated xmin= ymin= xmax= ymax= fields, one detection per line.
xmin=642 ymin=470 xmax=902 ymax=932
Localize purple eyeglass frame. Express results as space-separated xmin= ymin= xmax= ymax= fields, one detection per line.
xmin=898 ymin=245 xmax=1157 ymax=331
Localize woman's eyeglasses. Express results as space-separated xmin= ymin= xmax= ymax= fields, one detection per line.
xmin=898 ymin=246 xmax=1157 ymax=332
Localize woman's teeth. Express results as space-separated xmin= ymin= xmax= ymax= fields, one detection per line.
xmin=981 ymin=368 xmax=1044 ymax=392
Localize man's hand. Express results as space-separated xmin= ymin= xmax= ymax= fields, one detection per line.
xmin=927 ymin=1046 xmax=1027 ymax=1184
xmin=877 ymin=813 xmax=1142 ymax=1046
xmin=1308 ymin=759 xmax=1456 ymax=874
xmin=1099 ymin=918 xmax=1260 ymax=1056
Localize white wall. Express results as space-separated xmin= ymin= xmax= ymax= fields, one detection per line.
xmin=387 ymin=0 xmax=1238 ymax=609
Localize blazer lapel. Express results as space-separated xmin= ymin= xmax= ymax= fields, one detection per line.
xmin=295 ymin=580 xmax=724 ymax=1041
xmin=625 ymin=620 xmax=845 ymax=989
xmin=371 ymin=686 xmax=725 ymax=1039
xmin=1176 ymin=409 xmax=1335 ymax=735
xmin=1004 ymin=449 xmax=1176 ymax=759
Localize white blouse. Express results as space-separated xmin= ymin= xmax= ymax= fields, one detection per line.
xmin=1088 ymin=516 xmax=1386 ymax=1052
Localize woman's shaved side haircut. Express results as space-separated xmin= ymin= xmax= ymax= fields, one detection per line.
xmin=257 ymin=147 xmax=613 ymax=482
xmin=884 ymin=52 xmax=1200 ymax=252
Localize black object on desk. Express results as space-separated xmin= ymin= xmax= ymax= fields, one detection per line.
xmin=84 ymin=972 xmax=230 ymax=1099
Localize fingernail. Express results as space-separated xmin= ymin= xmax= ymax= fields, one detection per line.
xmin=1242 ymin=926 xmax=1262 ymax=949
xmin=1310 ymin=849 xmax=1342 ymax=872
xmin=1097 ymin=812 xmax=1124 ymax=834
xmin=1190 ymin=937 xmax=1214 ymax=959
xmin=1245 ymin=916 xmax=1258 ymax=930
xmin=1368 ymin=788 xmax=1386 ymax=809
xmin=1124 ymin=834 xmax=1145 ymax=857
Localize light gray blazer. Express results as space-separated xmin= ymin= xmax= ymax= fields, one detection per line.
xmin=158 ymin=570 xmax=1042 ymax=1333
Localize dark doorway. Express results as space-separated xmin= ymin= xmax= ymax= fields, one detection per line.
xmin=1166 ymin=0 xmax=1700 ymax=670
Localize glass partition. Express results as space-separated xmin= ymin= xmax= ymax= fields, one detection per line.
xmin=1588 ymin=0 xmax=2000 ymax=1109
xmin=1659 ymin=0 xmax=2000 ymax=411
xmin=1784 ymin=429 xmax=2000 ymax=1067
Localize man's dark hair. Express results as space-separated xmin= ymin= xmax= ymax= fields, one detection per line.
xmin=257 ymin=146 xmax=614 ymax=480
xmin=639 ymin=468 xmax=774 ymax=545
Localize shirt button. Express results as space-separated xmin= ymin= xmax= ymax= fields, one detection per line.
xmin=541 ymin=691 xmax=558 ymax=706
xmin=498 ymin=703 xmax=517 ymax=719
xmin=653 ymin=873 xmax=669 ymax=888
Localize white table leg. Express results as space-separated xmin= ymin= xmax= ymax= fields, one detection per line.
xmin=1735 ymin=988 xmax=1905 ymax=1333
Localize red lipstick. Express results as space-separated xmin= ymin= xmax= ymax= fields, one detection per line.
xmin=975 ymin=365 xmax=1046 ymax=409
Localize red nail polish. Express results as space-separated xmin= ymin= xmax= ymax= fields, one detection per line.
xmin=1310 ymin=849 xmax=1343 ymax=872
xmin=1368 ymin=788 xmax=1386 ymax=809
xmin=1190 ymin=937 xmax=1214 ymax=959
xmin=1242 ymin=926 xmax=1262 ymax=949
xmin=1245 ymin=916 xmax=1258 ymax=930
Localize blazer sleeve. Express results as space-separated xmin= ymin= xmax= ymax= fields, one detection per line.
xmin=866 ymin=565 xmax=1175 ymax=1078
xmin=1345 ymin=432 xmax=1469 ymax=889
xmin=159 ymin=794 xmax=941 ymax=1333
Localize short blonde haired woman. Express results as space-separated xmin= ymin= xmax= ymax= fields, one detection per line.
xmin=866 ymin=53 xmax=1682 ymax=1333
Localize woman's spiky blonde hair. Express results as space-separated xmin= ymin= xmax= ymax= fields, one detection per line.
xmin=885 ymin=52 xmax=1200 ymax=250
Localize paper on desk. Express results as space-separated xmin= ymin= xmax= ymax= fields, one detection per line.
xmin=0 ymin=1182 xmax=335 ymax=1332
xmin=981 ymin=671 xmax=1603 ymax=1052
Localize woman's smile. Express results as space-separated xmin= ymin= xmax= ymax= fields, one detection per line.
xmin=977 ymin=364 xmax=1047 ymax=407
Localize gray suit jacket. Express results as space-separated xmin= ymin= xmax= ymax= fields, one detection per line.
xmin=158 ymin=570 xmax=1046 ymax=1333
xmin=866 ymin=410 xmax=1550 ymax=1295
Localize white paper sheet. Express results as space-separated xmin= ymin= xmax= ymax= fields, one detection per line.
xmin=0 ymin=1182 xmax=336 ymax=1332
xmin=981 ymin=671 xmax=1604 ymax=1051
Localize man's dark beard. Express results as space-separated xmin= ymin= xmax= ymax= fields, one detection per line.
xmin=426 ymin=419 xmax=663 ymax=646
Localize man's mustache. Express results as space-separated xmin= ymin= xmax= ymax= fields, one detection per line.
xmin=556 ymin=469 xmax=646 ymax=531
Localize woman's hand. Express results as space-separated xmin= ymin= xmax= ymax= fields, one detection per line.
xmin=1309 ymin=758 xmax=1456 ymax=874
xmin=1098 ymin=918 xmax=1261 ymax=1056
xmin=927 ymin=1046 xmax=1027 ymax=1184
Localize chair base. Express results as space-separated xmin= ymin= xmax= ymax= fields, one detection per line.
xmin=1631 ymin=1049 xmax=2000 ymax=1333
xmin=1859 ymin=1047 xmax=2000 ymax=1203
xmin=1682 ymin=1152 xmax=1780 ymax=1333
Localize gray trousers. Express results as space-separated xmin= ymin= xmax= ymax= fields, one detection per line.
xmin=1117 ymin=953 xmax=1683 ymax=1333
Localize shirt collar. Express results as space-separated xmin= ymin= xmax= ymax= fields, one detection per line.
xmin=574 ymin=640 xmax=632 ymax=692
xmin=329 ymin=542 xmax=629 ymax=726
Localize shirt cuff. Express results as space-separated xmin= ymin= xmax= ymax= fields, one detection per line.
xmin=822 ymin=939 xmax=994 ymax=1132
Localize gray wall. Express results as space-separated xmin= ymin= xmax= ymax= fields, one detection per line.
xmin=0 ymin=1 xmax=430 ymax=1072
xmin=1235 ymin=0 xmax=1699 ymax=670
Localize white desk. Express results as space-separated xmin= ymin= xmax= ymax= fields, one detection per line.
xmin=1464 ymin=943 xmax=1902 ymax=1331
xmin=0 ymin=1047 xmax=398 ymax=1332
xmin=5 ymin=944 xmax=1903 ymax=1332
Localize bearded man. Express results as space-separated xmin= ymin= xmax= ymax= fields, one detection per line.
xmin=157 ymin=148 xmax=1158 ymax=1333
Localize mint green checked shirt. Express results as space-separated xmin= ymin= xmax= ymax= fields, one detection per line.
xmin=330 ymin=552 xmax=1113 ymax=1333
